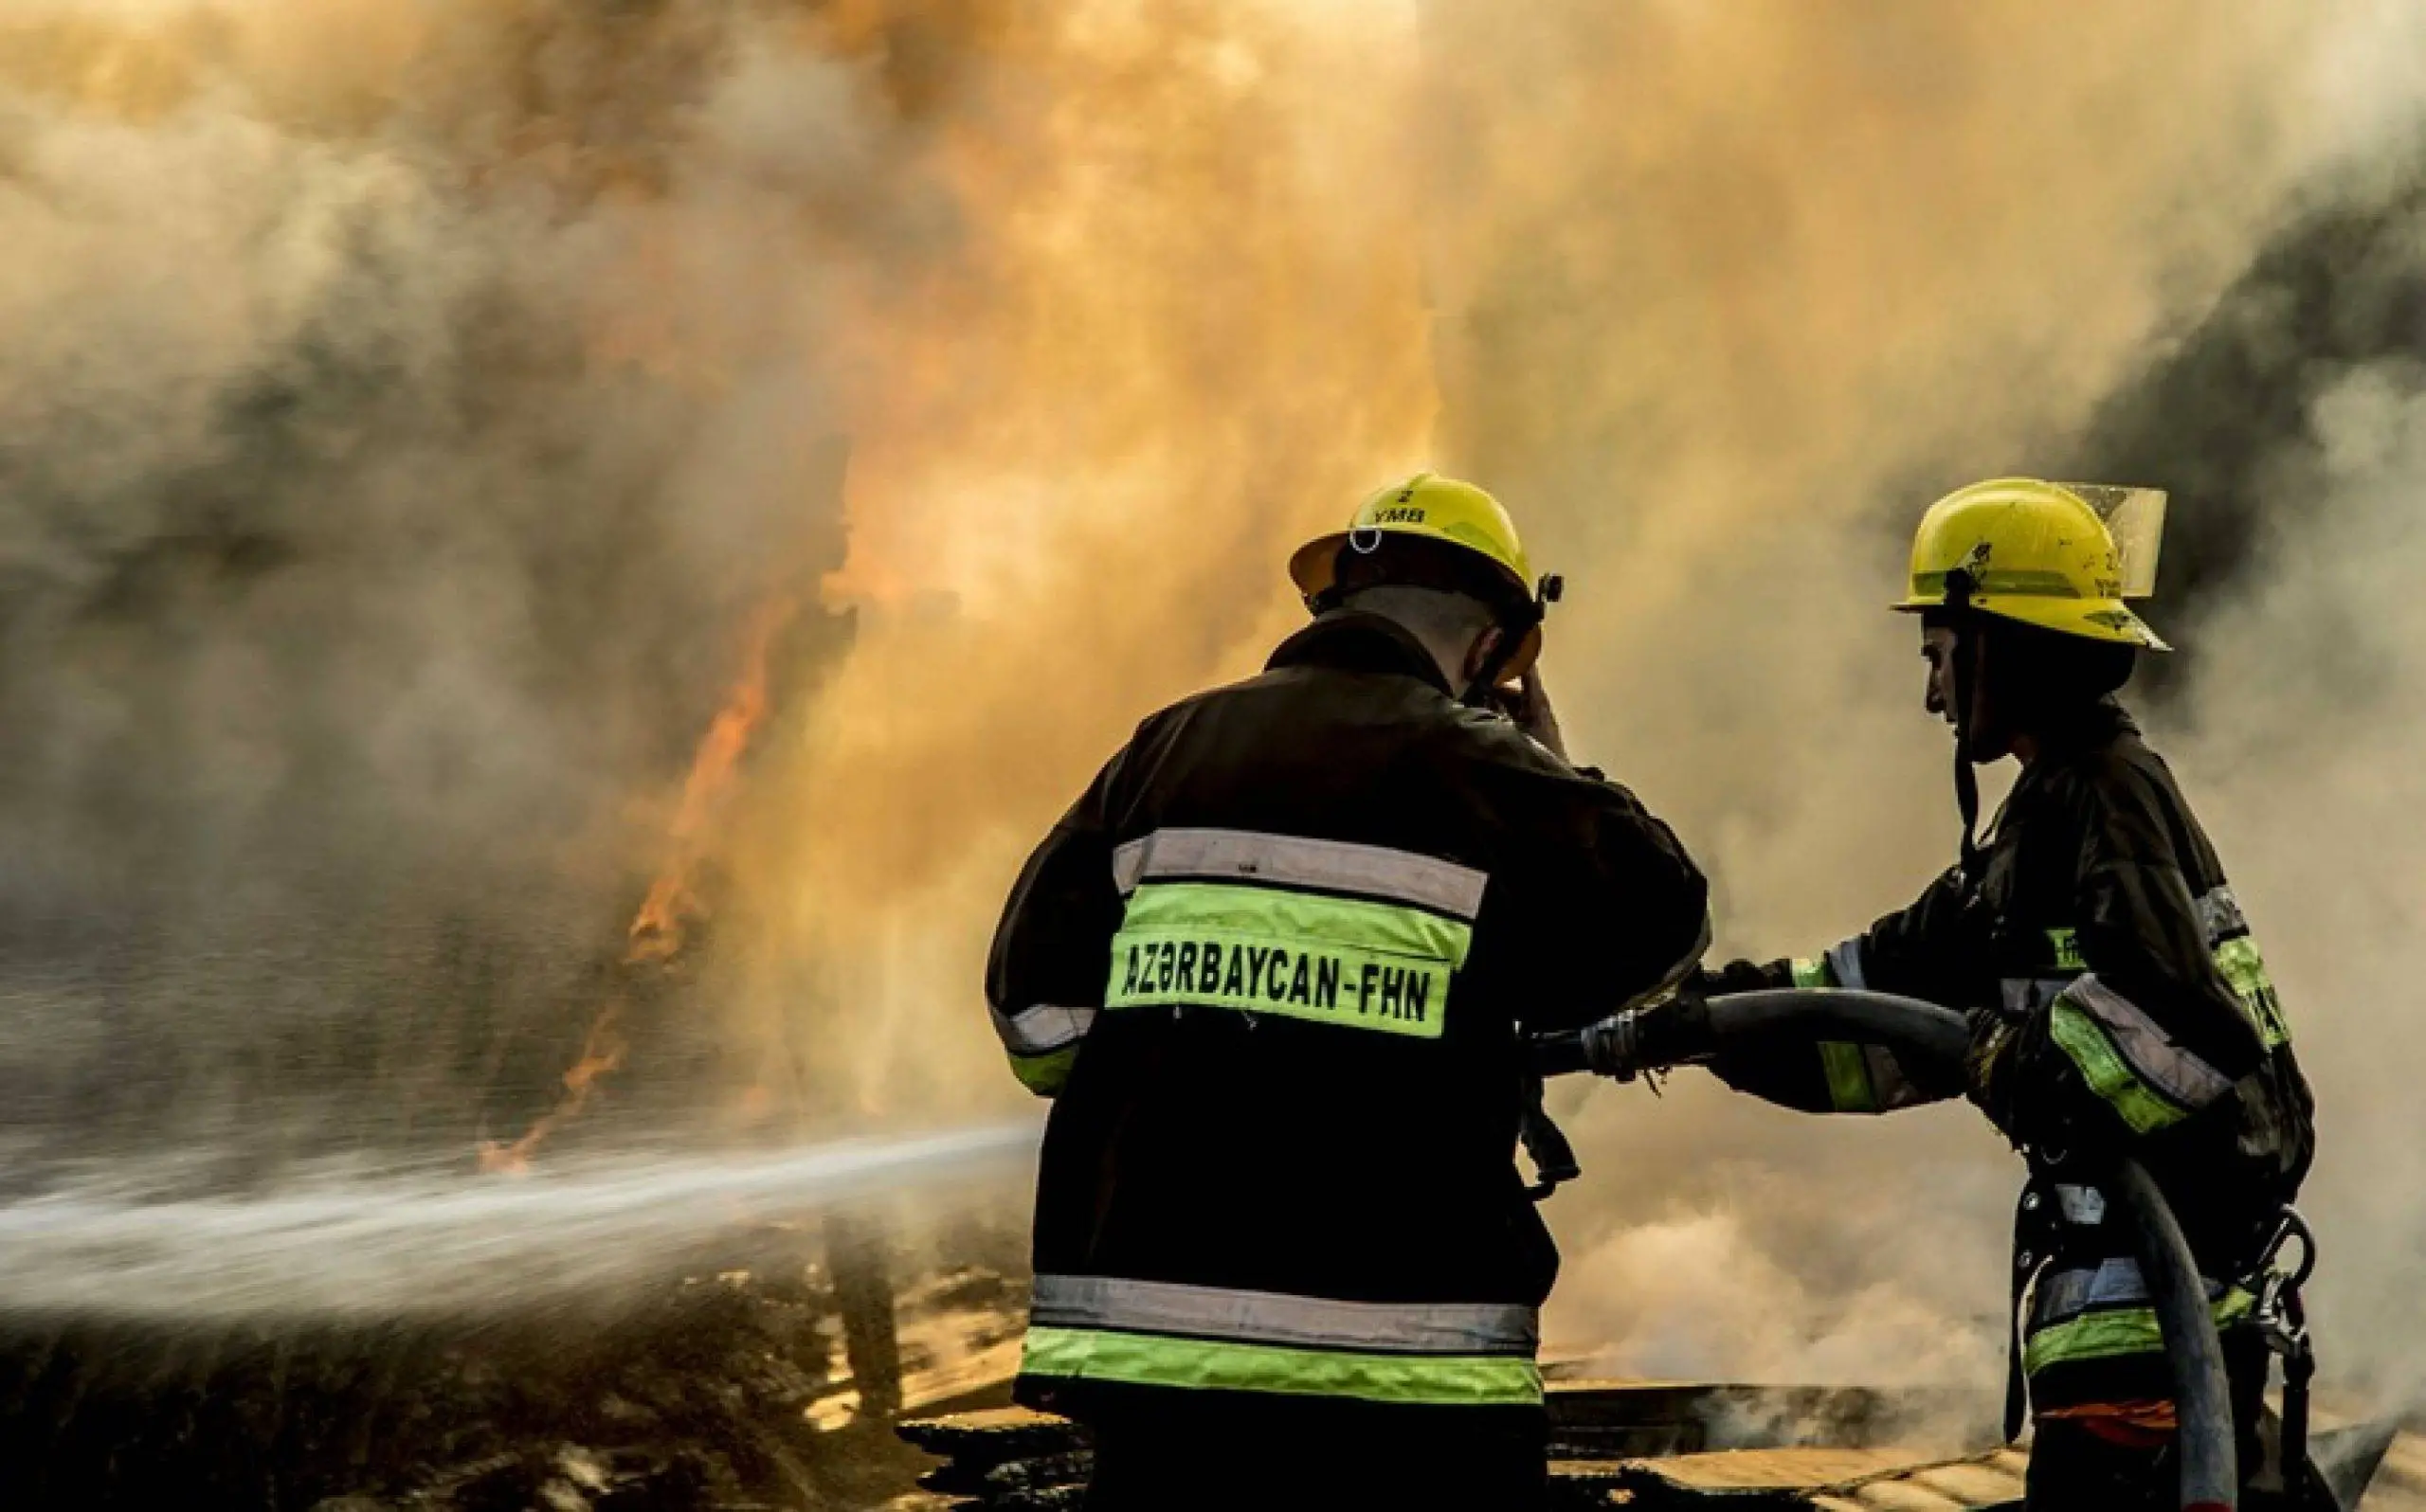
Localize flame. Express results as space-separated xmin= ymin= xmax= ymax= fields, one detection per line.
xmin=480 ymin=595 xmax=799 ymax=1174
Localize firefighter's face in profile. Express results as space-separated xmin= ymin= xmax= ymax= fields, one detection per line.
xmin=1922 ymin=626 xmax=1959 ymax=727
xmin=1922 ymin=623 xmax=2011 ymax=763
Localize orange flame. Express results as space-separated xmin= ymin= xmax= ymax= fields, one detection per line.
xmin=480 ymin=596 xmax=798 ymax=1174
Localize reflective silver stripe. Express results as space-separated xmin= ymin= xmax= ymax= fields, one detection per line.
xmin=1823 ymin=938 xmax=1868 ymax=991
xmin=2030 ymin=1257 xmax=2232 ymax=1328
xmin=2196 ymin=885 xmax=2249 ymax=943
xmin=1029 ymin=1274 xmax=1537 ymax=1358
xmin=2064 ymin=974 xmax=2235 ymax=1110
xmin=1863 ymin=1045 xmax=1929 ymax=1110
xmin=1111 ymin=829 xmax=1489 ymax=918
xmin=2001 ymin=975 xmax=2078 ymax=1014
xmin=2055 ymin=1184 xmax=2108 ymax=1226
xmin=991 ymin=1003 xmax=1097 ymax=1055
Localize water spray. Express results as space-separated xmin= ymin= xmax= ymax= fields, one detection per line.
xmin=0 ymin=1123 xmax=1038 ymax=1323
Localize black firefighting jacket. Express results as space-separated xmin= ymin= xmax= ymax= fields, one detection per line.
xmin=1711 ymin=699 xmax=2314 ymax=1413
xmin=985 ymin=611 xmax=1709 ymax=1423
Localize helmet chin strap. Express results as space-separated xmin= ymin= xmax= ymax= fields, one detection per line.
xmin=1946 ymin=569 xmax=1985 ymax=879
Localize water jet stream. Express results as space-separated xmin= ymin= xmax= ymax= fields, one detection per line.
xmin=0 ymin=1124 xmax=1040 ymax=1323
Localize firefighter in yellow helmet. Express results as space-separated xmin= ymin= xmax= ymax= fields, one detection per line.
xmin=986 ymin=473 xmax=1710 ymax=1509
xmin=1636 ymin=478 xmax=2318 ymax=1508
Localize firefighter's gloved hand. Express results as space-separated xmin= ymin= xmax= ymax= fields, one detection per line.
xmin=1974 ymin=1009 xmax=2132 ymax=1160
xmin=1964 ymin=1008 xmax=2019 ymax=1136
xmin=1688 ymin=959 xmax=1780 ymax=999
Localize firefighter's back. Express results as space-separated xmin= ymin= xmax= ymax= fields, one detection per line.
xmin=987 ymin=610 xmax=1707 ymax=1508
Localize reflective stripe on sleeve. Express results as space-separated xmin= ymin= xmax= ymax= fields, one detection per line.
xmin=2196 ymin=885 xmax=2290 ymax=1049
xmin=1110 ymin=829 xmax=1488 ymax=918
xmin=1793 ymin=951 xmax=1895 ymax=1113
xmin=1823 ymin=938 xmax=1869 ymax=991
xmin=1007 ymin=1043 xmax=1080 ymax=1098
xmin=2048 ymin=975 xmax=2235 ymax=1134
xmin=991 ymin=1004 xmax=1096 ymax=1095
xmin=2215 ymin=936 xmax=2290 ymax=1050
xmin=1028 ymin=1275 xmax=1537 ymax=1357
xmin=990 ymin=1003 xmax=1097 ymax=1056
xmin=1019 ymin=1326 xmax=1543 ymax=1407
xmin=2194 ymin=885 xmax=2250 ymax=942
xmin=1814 ymin=1042 xmax=1923 ymax=1113
xmin=1820 ymin=1041 xmax=1877 ymax=1113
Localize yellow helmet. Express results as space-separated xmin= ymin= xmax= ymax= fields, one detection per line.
xmin=1894 ymin=477 xmax=2170 ymax=651
xmin=1290 ymin=472 xmax=1544 ymax=675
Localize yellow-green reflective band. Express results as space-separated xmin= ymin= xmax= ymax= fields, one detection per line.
xmin=2048 ymin=999 xmax=2190 ymax=1134
xmin=2024 ymin=1289 xmax=2255 ymax=1376
xmin=2215 ymin=937 xmax=2290 ymax=1049
xmin=1105 ymin=883 xmax=1469 ymax=1038
xmin=1790 ymin=957 xmax=1835 ymax=990
xmin=1912 ymin=567 xmax=2086 ymax=600
xmin=2046 ymin=928 xmax=2086 ymax=971
xmin=1008 ymin=1043 xmax=1079 ymax=1097
xmin=1820 ymin=1041 xmax=1879 ymax=1113
xmin=1019 ymin=1325 xmax=1544 ymax=1407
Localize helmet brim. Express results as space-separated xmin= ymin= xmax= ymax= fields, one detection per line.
xmin=1892 ymin=594 xmax=2170 ymax=652
xmin=1292 ymin=529 xmax=1546 ymax=679
xmin=1289 ymin=531 xmax=1352 ymax=599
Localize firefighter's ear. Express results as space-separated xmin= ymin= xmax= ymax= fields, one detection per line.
xmin=1461 ymin=624 xmax=1506 ymax=685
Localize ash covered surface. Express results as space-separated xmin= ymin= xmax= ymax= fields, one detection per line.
xmin=0 ymin=1219 xmax=1027 ymax=1512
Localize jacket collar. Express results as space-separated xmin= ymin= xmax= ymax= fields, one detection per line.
xmin=1266 ymin=610 xmax=1456 ymax=698
xmin=2031 ymin=695 xmax=2139 ymax=763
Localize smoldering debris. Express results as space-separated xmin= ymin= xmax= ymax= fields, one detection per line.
xmin=0 ymin=1224 xmax=1032 ymax=1512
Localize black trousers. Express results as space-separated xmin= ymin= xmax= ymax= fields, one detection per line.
xmin=1080 ymin=1400 xmax=1548 ymax=1512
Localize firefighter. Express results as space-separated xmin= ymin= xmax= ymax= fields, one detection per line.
xmin=985 ymin=473 xmax=1710 ymax=1510
xmin=1654 ymin=478 xmax=2316 ymax=1508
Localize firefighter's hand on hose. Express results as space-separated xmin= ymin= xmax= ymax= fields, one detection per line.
xmin=1964 ymin=1008 xmax=2022 ymax=1141
xmin=1972 ymin=1010 xmax=2132 ymax=1159
xmin=1687 ymin=959 xmax=1778 ymax=999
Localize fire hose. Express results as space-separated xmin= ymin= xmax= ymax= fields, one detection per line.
xmin=1532 ymin=987 xmax=2241 ymax=1512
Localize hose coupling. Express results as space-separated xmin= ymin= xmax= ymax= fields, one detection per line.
xmin=1579 ymin=1011 xmax=1649 ymax=1082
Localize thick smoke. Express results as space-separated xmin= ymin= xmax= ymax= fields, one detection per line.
xmin=0 ymin=1 xmax=891 ymax=1158
xmin=4 ymin=0 xmax=2423 ymax=1404
xmin=2065 ymin=157 xmax=2426 ymax=1396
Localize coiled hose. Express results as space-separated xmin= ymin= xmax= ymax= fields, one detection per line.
xmin=1534 ymin=987 xmax=2236 ymax=1512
